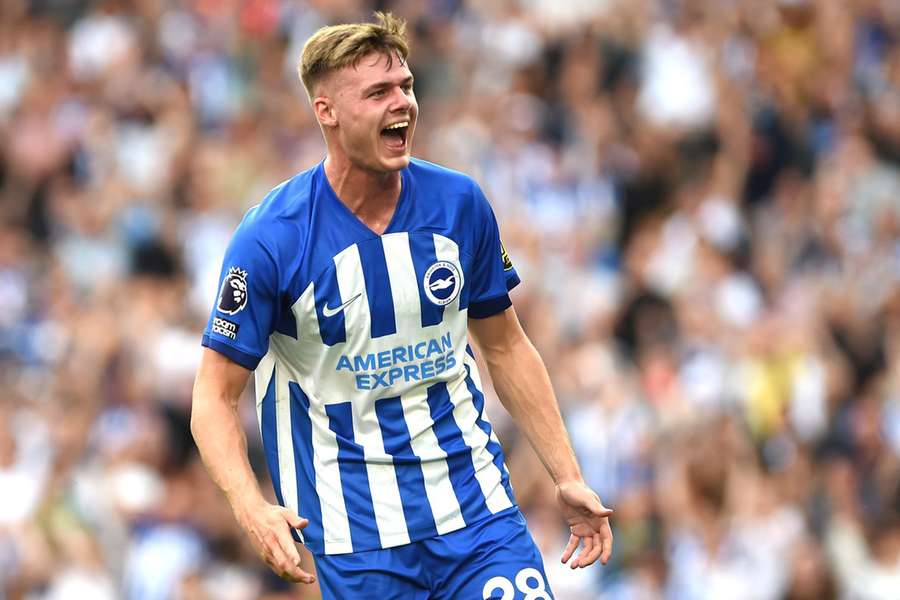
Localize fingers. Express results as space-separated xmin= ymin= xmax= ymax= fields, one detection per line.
xmin=600 ymin=530 xmax=613 ymax=565
xmin=281 ymin=507 xmax=310 ymax=531
xmin=244 ymin=508 xmax=316 ymax=584
xmin=562 ymin=528 xmax=614 ymax=569
xmin=273 ymin=525 xmax=315 ymax=584
xmin=584 ymin=533 xmax=604 ymax=567
xmin=569 ymin=535 xmax=591 ymax=569
xmin=261 ymin=530 xmax=301 ymax=581
xmin=560 ymin=533 xmax=579 ymax=564
xmin=570 ymin=535 xmax=595 ymax=569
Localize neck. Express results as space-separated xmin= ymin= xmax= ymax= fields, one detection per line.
xmin=324 ymin=153 xmax=402 ymax=218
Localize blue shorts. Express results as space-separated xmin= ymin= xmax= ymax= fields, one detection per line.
xmin=313 ymin=508 xmax=554 ymax=599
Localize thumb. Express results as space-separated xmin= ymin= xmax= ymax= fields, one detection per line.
xmin=581 ymin=495 xmax=613 ymax=519
xmin=282 ymin=508 xmax=309 ymax=530
xmin=593 ymin=505 xmax=614 ymax=518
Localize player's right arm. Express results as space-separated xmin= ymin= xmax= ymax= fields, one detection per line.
xmin=191 ymin=348 xmax=315 ymax=584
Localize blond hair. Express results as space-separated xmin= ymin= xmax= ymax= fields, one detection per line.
xmin=299 ymin=12 xmax=409 ymax=98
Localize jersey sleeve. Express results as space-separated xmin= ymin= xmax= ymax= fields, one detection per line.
xmin=467 ymin=183 xmax=521 ymax=319
xmin=201 ymin=213 xmax=281 ymax=370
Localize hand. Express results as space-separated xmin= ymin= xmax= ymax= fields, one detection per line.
xmin=234 ymin=498 xmax=315 ymax=583
xmin=556 ymin=480 xmax=614 ymax=569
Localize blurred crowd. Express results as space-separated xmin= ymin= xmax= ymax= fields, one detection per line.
xmin=1 ymin=0 xmax=900 ymax=598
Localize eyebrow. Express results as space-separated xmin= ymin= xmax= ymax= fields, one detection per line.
xmin=362 ymin=75 xmax=414 ymax=96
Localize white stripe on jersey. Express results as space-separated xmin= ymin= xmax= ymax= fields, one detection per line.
xmin=447 ymin=358 xmax=514 ymax=515
xmin=255 ymin=351 xmax=275 ymax=428
xmin=400 ymin=387 xmax=467 ymax=534
xmin=383 ymin=232 xmax=466 ymax=532
xmin=256 ymin=353 xmax=305 ymax=542
xmin=433 ymin=234 xmax=464 ymax=313
xmin=274 ymin=361 xmax=302 ymax=542
xmin=382 ymin=232 xmax=421 ymax=336
xmin=283 ymin=285 xmax=354 ymax=554
xmin=351 ymin=407 xmax=411 ymax=548
xmin=333 ymin=243 xmax=368 ymax=341
xmin=463 ymin=352 xmax=513 ymax=479
xmin=307 ymin=398 xmax=354 ymax=554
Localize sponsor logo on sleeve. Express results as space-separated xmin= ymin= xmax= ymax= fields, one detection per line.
xmin=500 ymin=242 xmax=513 ymax=271
xmin=217 ymin=267 xmax=248 ymax=315
xmin=212 ymin=317 xmax=240 ymax=340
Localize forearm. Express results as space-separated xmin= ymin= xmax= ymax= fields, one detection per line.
xmin=484 ymin=335 xmax=582 ymax=485
xmin=191 ymin=381 xmax=265 ymax=510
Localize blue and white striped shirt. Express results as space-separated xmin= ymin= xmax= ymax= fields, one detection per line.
xmin=202 ymin=158 xmax=520 ymax=555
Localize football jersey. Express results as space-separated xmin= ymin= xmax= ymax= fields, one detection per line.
xmin=202 ymin=158 xmax=521 ymax=555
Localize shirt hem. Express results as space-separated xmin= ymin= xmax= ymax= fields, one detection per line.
xmin=468 ymin=294 xmax=512 ymax=319
xmin=310 ymin=504 xmax=520 ymax=556
xmin=201 ymin=334 xmax=263 ymax=370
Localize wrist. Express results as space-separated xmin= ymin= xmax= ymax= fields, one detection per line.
xmin=554 ymin=477 xmax=585 ymax=488
xmin=226 ymin=485 xmax=267 ymax=519
xmin=552 ymin=470 xmax=585 ymax=487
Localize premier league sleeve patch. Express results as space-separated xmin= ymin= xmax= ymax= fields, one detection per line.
xmin=217 ymin=267 xmax=249 ymax=315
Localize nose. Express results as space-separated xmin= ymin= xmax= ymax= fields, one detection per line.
xmin=389 ymin=85 xmax=413 ymax=112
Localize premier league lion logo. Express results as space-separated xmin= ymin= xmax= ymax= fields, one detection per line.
xmin=217 ymin=267 xmax=249 ymax=315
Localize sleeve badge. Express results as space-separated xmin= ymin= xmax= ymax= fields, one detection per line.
xmin=217 ymin=267 xmax=249 ymax=315
xmin=500 ymin=242 xmax=513 ymax=271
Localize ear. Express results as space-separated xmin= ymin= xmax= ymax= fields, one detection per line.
xmin=313 ymin=95 xmax=337 ymax=128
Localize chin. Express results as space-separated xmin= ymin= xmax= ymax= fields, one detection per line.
xmin=377 ymin=153 xmax=411 ymax=172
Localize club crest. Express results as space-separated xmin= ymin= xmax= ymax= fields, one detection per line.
xmin=423 ymin=261 xmax=461 ymax=306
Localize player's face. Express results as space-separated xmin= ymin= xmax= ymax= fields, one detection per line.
xmin=329 ymin=52 xmax=417 ymax=173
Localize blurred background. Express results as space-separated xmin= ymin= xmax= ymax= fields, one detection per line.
xmin=1 ymin=0 xmax=900 ymax=598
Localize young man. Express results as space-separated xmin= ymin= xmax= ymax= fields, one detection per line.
xmin=191 ymin=12 xmax=612 ymax=599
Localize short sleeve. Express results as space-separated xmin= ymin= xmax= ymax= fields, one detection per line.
xmin=467 ymin=183 xmax=521 ymax=319
xmin=201 ymin=214 xmax=281 ymax=370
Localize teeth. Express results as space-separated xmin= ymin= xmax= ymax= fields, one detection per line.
xmin=384 ymin=121 xmax=408 ymax=130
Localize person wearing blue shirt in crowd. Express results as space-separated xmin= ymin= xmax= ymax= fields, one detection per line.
xmin=191 ymin=12 xmax=613 ymax=599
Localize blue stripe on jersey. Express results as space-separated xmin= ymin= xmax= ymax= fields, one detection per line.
xmin=288 ymin=382 xmax=324 ymax=550
xmin=458 ymin=253 xmax=471 ymax=312
xmin=324 ymin=402 xmax=381 ymax=551
xmin=357 ymin=239 xmax=397 ymax=338
xmin=314 ymin=270 xmax=347 ymax=346
xmin=408 ymin=233 xmax=444 ymax=328
xmin=464 ymin=365 xmax=515 ymax=503
xmin=374 ymin=397 xmax=439 ymax=538
xmin=425 ymin=382 xmax=490 ymax=525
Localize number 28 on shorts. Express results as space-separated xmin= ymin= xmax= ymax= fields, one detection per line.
xmin=482 ymin=567 xmax=552 ymax=600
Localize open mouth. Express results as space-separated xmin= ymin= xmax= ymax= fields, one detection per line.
xmin=380 ymin=121 xmax=409 ymax=152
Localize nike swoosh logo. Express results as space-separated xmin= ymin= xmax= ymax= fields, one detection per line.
xmin=322 ymin=293 xmax=362 ymax=318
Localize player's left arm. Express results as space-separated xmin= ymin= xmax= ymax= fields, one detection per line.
xmin=468 ymin=307 xmax=614 ymax=569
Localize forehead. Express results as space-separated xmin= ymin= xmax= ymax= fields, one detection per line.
xmin=334 ymin=51 xmax=412 ymax=90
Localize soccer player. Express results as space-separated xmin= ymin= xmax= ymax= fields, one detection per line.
xmin=191 ymin=12 xmax=613 ymax=599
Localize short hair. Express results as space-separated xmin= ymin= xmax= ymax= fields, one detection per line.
xmin=299 ymin=12 xmax=409 ymax=99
